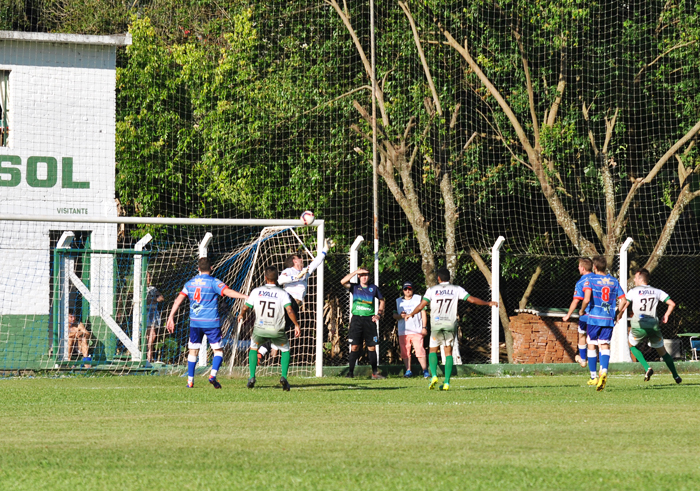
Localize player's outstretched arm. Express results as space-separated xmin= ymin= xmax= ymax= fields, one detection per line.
xmin=223 ymin=288 xmax=248 ymax=301
xmin=285 ymin=305 xmax=301 ymax=338
xmin=166 ymin=294 xmax=186 ymax=333
xmin=340 ymin=268 xmax=368 ymax=289
xmin=562 ymin=298 xmax=580 ymax=322
xmin=237 ymin=304 xmax=250 ymax=325
xmin=467 ymin=296 xmax=498 ymax=307
xmin=407 ymin=299 xmax=429 ymax=318
xmin=662 ymin=298 xmax=676 ymax=324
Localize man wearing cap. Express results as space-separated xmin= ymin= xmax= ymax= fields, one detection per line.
xmin=393 ymin=281 xmax=430 ymax=378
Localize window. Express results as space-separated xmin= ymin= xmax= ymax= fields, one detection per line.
xmin=0 ymin=70 xmax=8 ymax=146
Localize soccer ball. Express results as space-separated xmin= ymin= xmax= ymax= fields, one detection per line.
xmin=300 ymin=210 xmax=315 ymax=225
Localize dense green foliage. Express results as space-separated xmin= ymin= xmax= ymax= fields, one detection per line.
xmin=1 ymin=374 xmax=699 ymax=490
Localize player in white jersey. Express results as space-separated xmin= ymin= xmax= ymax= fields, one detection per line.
xmin=237 ymin=266 xmax=300 ymax=391
xmin=616 ymin=268 xmax=681 ymax=384
xmin=407 ymin=268 xmax=497 ymax=391
xmin=392 ymin=281 xmax=429 ymax=378
xmin=256 ymin=238 xmax=334 ymax=364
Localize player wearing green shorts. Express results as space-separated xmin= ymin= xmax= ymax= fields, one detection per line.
xmin=616 ymin=268 xmax=681 ymax=384
xmin=407 ymin=268 xmax=497 ymax=391
xmin=237 ymin=266 xmax=301 ymax=391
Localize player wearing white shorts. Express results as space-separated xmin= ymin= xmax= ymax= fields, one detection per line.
xmin=616 ymin=268 xmax=681 ymax=384
xmin=237 ymin=266 xmax=301 ymax=391
xmin=407 ymin=268 xmax=497 ymax=391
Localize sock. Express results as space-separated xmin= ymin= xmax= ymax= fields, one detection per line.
xmin=429 ymin=352 xmax=438 ymax=378
xmin=281 ymin=350 xmax=291 ymax=378
xmin=599 ymin=349 xmax=610 ymax=374
xmin=368 ymin=350 xmax=378 ymax=374
xmin=578 ymin=345 xmax=587 ymax=361
xmin=662 ymin=353 xmax=680 ymax=379
xmin=210 ymin=354 xmax=223 ymax=377
xmin=587 ymin=348 xmax=597 ymax=378
xmin=187 ymin=354 xmax=197 ymax=382
xmin=444 ymin=355 xmax=453 ymax=384
xmin=629 ymin=346 xmax=650 ymax=371
xmin=348 ymin=350 xmax=359 ymax=375
xmin=248 ymin=349 xmax=258 ymax=378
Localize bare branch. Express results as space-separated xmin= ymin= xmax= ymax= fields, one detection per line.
xmin=399 ymin=1 xmax=443 ymax=116
xmin=300 ymin=85 xmax=371 ymax=117
xmin=545 ymin=49 xmax=567 ymax=127
xmin=643 ymin=119 xmax=700 ymax=183
xmin=519 ymin=263 xmax=543 ymax=310
xmin=589 ymin=212 xmax=605 ymax=244
xmin=514 ymin=29 xmax=540 ymax=147
xmin=449 ymin=103 xmax=461 ymax=129
xmin=602 ymin=108 xmax=619 ymax=155
xmin=634 ymin=41 xmax=696 ymax=83
xmin=324 ymin=0 xmax=390 ymax=127
xmin=643 ymin=186 xmax=700 ymax=273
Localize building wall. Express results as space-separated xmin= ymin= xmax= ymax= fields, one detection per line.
xmin=0 ymin=39 xmax=118 ymax=348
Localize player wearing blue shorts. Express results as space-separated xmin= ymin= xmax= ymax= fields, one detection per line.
xmin=562 ymin=258 xmax=594 ymax=372
xmin=167 ymin=257 xmax=248 ymax=388
xmin=579 ymin=256 xmax=624 ymax=391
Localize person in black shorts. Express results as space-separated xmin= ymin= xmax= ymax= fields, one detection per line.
xmin=340 ymin=267 xmax=385 ymax=379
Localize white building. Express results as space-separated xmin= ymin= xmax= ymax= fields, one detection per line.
xmin=0 ymin=31 xmax=131 ymax=368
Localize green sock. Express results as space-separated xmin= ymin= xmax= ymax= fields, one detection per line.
xmin=630 ymin=346 xmax=649 ymax=371
xmin=444 ymin=355 xmax=453 ymax=385
xmin=662 ymin=353 xmax=679 ymax=378
xmin=249 ymin=349 xmax=258 ymax=378
xmin=281 ymin=350 xmax=291 ymax=379
xmin=429 ymin=352 xmax=438 ymax=378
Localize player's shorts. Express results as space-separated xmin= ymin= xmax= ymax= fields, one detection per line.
xmin=577 ymin=320 xmax=588 ymax=335
xmin=429 ymin=329 xmax=456 ymax=348
xmin=629 ymin=316 xmax=664 ymax=349
xmin=251 ymin=332 xmax=289 ymax=352
xmin=147 ymin=312 xmax=162 ymax=329
xmin=586 ymin=325 xmax=613 ymax=345
xmin=348 ymin=315 xmax=378 ymax=347
xmin=284 ymin=299 xmax=301 ymax=332
xmin=189 ymin=326 xmax=222 ymax=349
xmin=399 ymin=333 xmax=426 ymax=359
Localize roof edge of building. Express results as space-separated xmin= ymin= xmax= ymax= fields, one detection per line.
xmin=0 ymin=31 xmax=131 ymax=46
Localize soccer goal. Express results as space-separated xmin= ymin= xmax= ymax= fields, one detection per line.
xmin=0 ymin=215 xmax=325 ymax=376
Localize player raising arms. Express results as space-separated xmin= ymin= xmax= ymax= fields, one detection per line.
xmin=562 ymin=258 xmax=594 ymax=372
xmin=237 ymin=266 xmax=301 ymax=391
xmin=256 ymin=238 xmax=334 ymax=364
xmin=579 ymin=256 xmax=625 ymax=391
xmin=407 ymin=268 xmax=497 ymax=391
xmin=167 ymin=257 xmax=248 ymax=389
xmin=616 ymin=268 xmax=681 ymax=384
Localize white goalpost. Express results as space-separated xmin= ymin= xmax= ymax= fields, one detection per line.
xmin=0 ymin=215 xmax=325 ymax=376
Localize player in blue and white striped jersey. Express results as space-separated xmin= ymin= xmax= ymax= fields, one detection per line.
xmin=167 ymin=257 xmax=248 ymax=389
xmin=579 ymin=256 xmax=625 ymax=391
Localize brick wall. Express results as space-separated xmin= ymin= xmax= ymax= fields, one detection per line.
xmin=509 ymin=313 xmax=580 ymax=364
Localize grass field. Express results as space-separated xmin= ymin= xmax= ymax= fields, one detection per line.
xmin=1 ymin=373 xmax=699 ymax=491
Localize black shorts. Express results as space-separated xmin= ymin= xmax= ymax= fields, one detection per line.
xmin=348 ymin=315 xmax=378 ymax=347
xmin=284 ymin=299 xmax=300 ymax=331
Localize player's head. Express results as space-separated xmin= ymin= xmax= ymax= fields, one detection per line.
xmin=357 ymin=268 xmax=370 ymax=286
xmin=284 ymin=254 xmax=303 ymax=270
xmin=634 ymin=268 xmax=650 ymax=286
xmin=265 ymin=266 xmax=279 ymax=283
xmin=402 ymin=281 xmax=414 ymax=297
xmin=198 ymin=257 xmax=212 ymax=273
xmin=578 ymin=258 xmax=592 ymax=274
xmin=68 ymin=310 xmax=77 ymax=324
xmin=592 ymin=256 xmax=607 ymax=274
xmin=436 ymin=268 xmax=450 ymax=283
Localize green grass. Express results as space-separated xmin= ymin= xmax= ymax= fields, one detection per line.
xmin=1 ymin=373 xmax=699 ymax=491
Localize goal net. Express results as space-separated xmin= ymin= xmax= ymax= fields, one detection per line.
xmin=0 ymin=218 xmax=324 ymax=376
